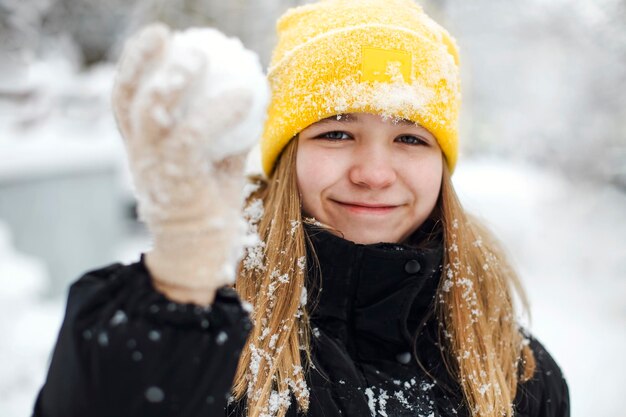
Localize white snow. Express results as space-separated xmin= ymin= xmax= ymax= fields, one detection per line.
xmin=0 ymin=60 xmax=125 ymax=182
xmin=155 ymin=27 xmax=269 ymax=162
xmin=0 ymin=221 xmax=64 ymax=417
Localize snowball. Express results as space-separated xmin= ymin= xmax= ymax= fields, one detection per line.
xmin=164 ymin=27 xmax=269 ymax=161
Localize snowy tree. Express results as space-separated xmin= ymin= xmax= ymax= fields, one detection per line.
xmin=432 ymin=0 xmax=626 ymax=189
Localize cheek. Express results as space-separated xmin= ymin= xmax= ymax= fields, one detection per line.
xmin=406 ymin=154 xmax=443 ymax=204
xmin=296 ymin=144 xmax=336 ymax=214
xmin=296 ymin=143 xmax=344 ymax=214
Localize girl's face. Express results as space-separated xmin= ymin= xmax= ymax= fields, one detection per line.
xmin=296 ymin=112 xmax=443 ymax=244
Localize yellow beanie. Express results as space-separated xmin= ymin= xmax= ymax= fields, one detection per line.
xmin=261 ymin=0 xmax=461 ymax=176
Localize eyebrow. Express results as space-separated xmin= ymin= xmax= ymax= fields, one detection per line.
xmin=312 ymin=114 xmax=419 ymax=127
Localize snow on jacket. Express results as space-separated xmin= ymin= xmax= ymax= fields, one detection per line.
xmin=33 ymin=225 xmax=569 ymax=417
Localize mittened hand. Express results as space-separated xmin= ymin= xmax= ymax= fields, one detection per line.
xmin=111 ymin=23 xmax=268 ymax=301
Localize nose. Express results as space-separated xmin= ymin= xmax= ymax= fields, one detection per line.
xmin=348 ymin=145 xmax=397 ymax=189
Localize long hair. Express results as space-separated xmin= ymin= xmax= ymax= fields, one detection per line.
xmin=232 ymin=139 xmax=536 ymax=417
xmin=232 ymin=139 xmax=311 ymax=417
xmin=434 ymin=163 xmax=536 ymax=416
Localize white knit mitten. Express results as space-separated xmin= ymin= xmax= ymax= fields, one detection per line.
xmin=112 ymin=23 xmax=268 ymax=304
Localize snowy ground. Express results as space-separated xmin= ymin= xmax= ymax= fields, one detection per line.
xmin=1 ymin=158 xmax=624 ymax=417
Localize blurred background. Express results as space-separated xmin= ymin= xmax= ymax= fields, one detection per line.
xmin=1 ymin=0 xmax=625 ymax=415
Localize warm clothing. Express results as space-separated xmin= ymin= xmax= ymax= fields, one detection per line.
xmin=33 ymin=225 xmax=569 ymax=417
xmin=33 ymin=261 xmax=250 ymax=417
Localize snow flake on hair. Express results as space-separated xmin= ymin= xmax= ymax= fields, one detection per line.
xmin=243 ymin=198 xmax=266 ymax=272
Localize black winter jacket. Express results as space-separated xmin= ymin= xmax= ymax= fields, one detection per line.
xmin=33 ymin=225 xmax=569 ymax=417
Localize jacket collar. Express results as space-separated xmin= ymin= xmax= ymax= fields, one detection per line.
xmin=304 ymin=221 xmax=444 ymax=363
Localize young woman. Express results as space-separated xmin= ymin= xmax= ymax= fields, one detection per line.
xmin=34 ymin=1 xmax=570 ymax=416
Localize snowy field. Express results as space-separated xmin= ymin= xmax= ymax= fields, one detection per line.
xmin=1 ymin=158 xmax=625 ymax=417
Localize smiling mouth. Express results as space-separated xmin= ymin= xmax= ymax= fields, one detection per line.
xmin=332 ymin=200 xmax=399 ymax=214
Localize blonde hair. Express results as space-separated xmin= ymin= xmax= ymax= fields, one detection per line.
xmin=232 ymin=139 xmax=311 ymax=416
xmin=434 ymin=164 xmax=536 ymax=416
xmin=232 ymin=139 xmax=536 ymax=417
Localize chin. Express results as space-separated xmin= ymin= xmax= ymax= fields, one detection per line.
xmin=341 ymin=230 xmax=399 ymax=245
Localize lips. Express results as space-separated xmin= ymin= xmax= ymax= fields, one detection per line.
xmin=331 ymin=200 xmax=399 ymax=214
xmin=341 ymin=202 xmax=396 ymax=208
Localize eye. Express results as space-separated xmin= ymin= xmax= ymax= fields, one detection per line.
xmin=396 ymin=135 xmax=428 ymax=145
xmin=316 ymin=131 xmax=352 ymax=141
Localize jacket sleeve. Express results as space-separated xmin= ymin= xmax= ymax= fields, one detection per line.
xmin=32 ymin=255 xmax=252 ymax=417
xmin=514 ymin=335 xmax=570 ymax=417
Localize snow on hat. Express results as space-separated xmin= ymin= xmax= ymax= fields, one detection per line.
xmin=260 ymin=0 xmax=461 ymax=177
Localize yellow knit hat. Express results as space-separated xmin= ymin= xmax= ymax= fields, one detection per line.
xmin=261 ymin=0 xmax=461 ymax=176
